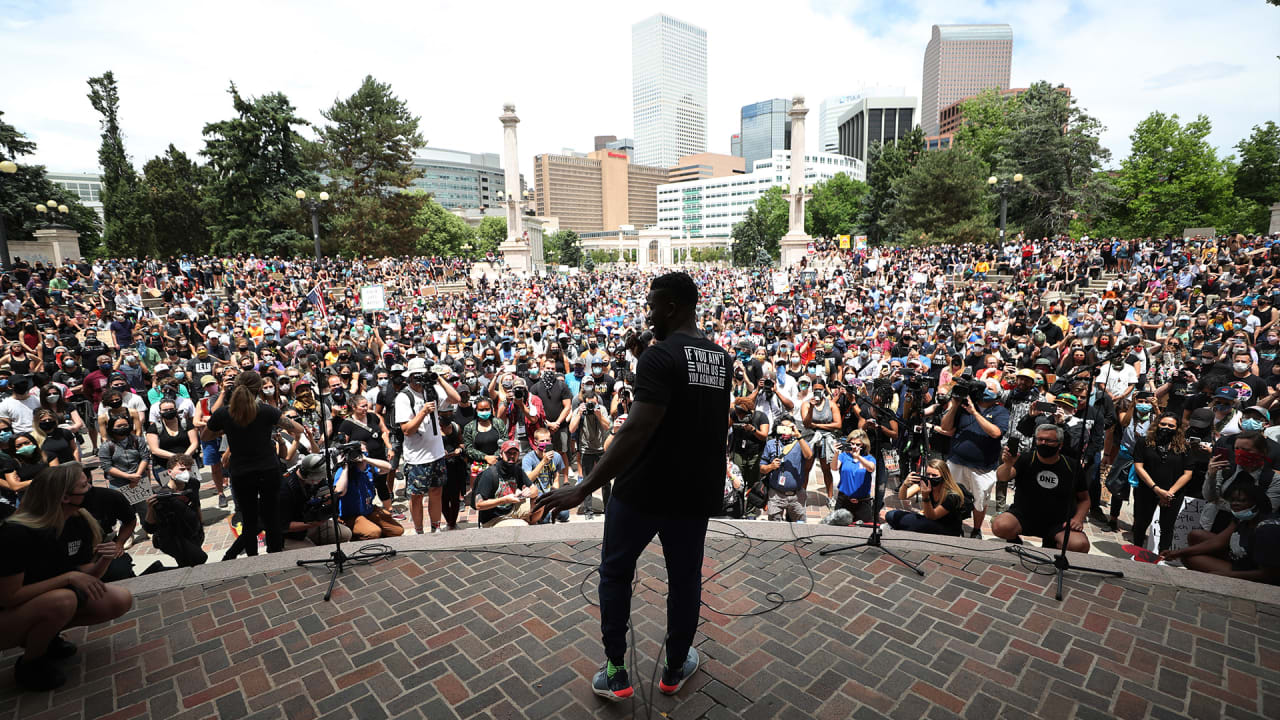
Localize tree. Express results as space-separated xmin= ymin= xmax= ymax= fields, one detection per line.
xmin=860 ymin=126 xmax=925 ymax=244
xmin=475 ymin=216 xmax=506 ymax=256
xmin=0 ymin=110 xmax=101 ymax=256
xmin=890 ymin=148 xmax=992 ymax=244
xmin=730 ymin=185 xmax=787 ymax=265
xmin=142 ymin=144 xmax=211 ymax=256
xmin=200 ymin=83 xmax=316 ymax=256
xmin=952 ymin=88 xmax=1021 ymax=173
xmin=413 ymin=193 xmax=474 ymax=257
xmin=556 ymin=229 xmax=582 ymax=267
xmin=316 ymin=75 xmax=425 ymax=256
xmin=806 ymin=172 xmax=869 ymax=239
xmin=1000 ymin=83 xmax=1111 ymax=238
xmin=586 ymin=249 xmax=619 ymax=266
xmin=1234 ymin=121 xmax=1280 ymax=232
xmin=87 ymin=71 xmax=154 ymax=256
xmin=1111 ymin=112 xmax=1238 ymax=236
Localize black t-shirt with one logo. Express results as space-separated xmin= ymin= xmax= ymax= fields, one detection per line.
xmin=1011 ymin=453 xmax=1085 ymax=524
xmin=612 ymin=332 xmax=732 ymax=518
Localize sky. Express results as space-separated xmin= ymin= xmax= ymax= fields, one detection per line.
xmin=1 ymin=0 xmax=1276 ymax=180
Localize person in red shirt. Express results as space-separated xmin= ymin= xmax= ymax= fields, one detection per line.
xmin=81 ymin=354 xmax=114 ymax=452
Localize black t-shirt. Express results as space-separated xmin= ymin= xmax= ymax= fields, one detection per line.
xmin=730 ymin=410 xmax=769 ymax=457
xmin=0 ymin=513 xmax=95 ymax=584
xmin=1010 ymin=453 xmax=1085 ymax=524
xmin=474 ymin=464 xmax=530 ymax=525
xmin=208 ymin=403 xmax=282 ymax=475
xmin=40 ymin=428 xmax=79 ymax=464
xmin=531 ymin=377 xmax=572 ymax=422
xmin=338 ymin=418 xmax=386 ymax=461
xmin=1133 ymin=439 xmax=1189 ymax=491
xmin=613 ymin=332 xmax=732 ymax=517
xmin=81 ymin=485 xmax=135 ymax=539
xmin=930 ymin=491 xmax=965 ymax=536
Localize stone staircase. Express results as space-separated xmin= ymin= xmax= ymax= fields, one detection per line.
xmin=948 ymin=270 xmax=1120 ymax=307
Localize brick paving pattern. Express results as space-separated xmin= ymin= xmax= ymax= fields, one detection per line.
xmin=1 ymin=530 xmax=1277 ymax=719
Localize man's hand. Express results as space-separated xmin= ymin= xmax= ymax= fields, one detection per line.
xmin=548 ymin=420 xmax=560 ymax=432
xmin=1001 ymin=447 xmax=1015 ymax=466
xmin=1069 ymin=516 xmax=1085 ymax=532
xmin=533 ymin=483 xmax=588 ymax=516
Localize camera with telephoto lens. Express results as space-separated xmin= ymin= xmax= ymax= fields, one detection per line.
xmin=302 ymin=482 xmax=334 ymax=522
xmin=951 ymin=375 xmax=988 ymax=402
xmin=904 ymin=369 xmax=932 ymax=393
xmin=421 ymin=370 xmax=438 ymax=385
xmin=331 ymin=440 xmax=364 ymax=464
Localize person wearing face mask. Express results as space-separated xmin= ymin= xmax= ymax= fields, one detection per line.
xmin=759 ymin=418 xmax=813 ymax=523
xmin=992 ymin=424 xmax=1091 ymax=551
xmin=801 ymin=378 xmax=842 ymax=509
xmin=32 ymin=409 xmax=79 ymax=466
xmin=1131 ymin=413 xmax=1194 ymax=551
xmin=1203 ymin=431 xmax=1280 ymax=534
xmin=531 ymin=359 xmax=573 ymax=461
xmin=1226 ymin=350 xmax=1267 ymax=406
xmin=140 ymin=455 xmax=207 ymax=569
xmin=395 ymin=358 xmax=463 ymax=534
xmin=522 ymin=427 xmax=569 ymax=523
xmin=941 ymin=379 xmax=1010 ymax=539
xmin=98 ymin=413 xmax=153 ymax=536
xmin=1163 ymin=483 xmax=1280 ymax=584
xmin=473 ymin=440 xmax=540 ymax=527
xmin=0 ymin=375 xmax=40 ymax=434
xmin=0 ymin=463 xmax=133 ymax=691
xmin=1104 ymin=392 xmax=1158 ymax=530
xmin=145 ymin=399 xmax=198 ymax=486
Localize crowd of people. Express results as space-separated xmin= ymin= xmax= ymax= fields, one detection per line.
xmin=3 ymin=232 xmax=1280 ymax=690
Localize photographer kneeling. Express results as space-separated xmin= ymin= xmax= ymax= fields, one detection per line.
xmin=142 ymin=455 xmax=207 ymax=568
xmin=0 ymin=464 xmax=133 ymax=691
xmin=992 ymin=424 xmax=1090 ymax=552
xmin=475 ymin=440 xmax=543 ymax=527
xmin=333 ymin=438 xmax=404 ymax=540
xmin=884 ymin=458 xmax=965 ymax=536
xmin=278 ymin=453 xmax=353 ymax=549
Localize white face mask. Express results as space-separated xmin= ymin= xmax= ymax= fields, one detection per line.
xmin=1234 ymin=362 xmax=1250 ymax=374
xmin=174 ymin=470 xmax=191 ymax=483
xmin=262 ymin=386 xmax=275 ymax=396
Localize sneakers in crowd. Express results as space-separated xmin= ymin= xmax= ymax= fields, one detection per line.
xmin=45 ymin=634 xmax=77 ymax=661
xmin=827 ymin=496 xmax=837 ymax=510
xmin=217 ymin=493 xmax=229 ymax=509
xmin=658 ymin=647 xmax=700 ymax=695
xmin=592 ymin=661 xmax=633 ymax=701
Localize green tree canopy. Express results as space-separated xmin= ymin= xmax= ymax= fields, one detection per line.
xmin=861 ymin=126 xmax=925 ymax=244
xmin=200 ymin=83 xmax=316 ymax=256
xmin=889 ymin=148 xmax=992 ymax=244
xmin=952 ymin=88 xmax=1021 ymax=173
xmin=412 ymin=193 xmax=474 ymax=257
xmin=806 ymin=172 xmax=869 ymax=239
xmin=87 ymin=71 xmax=154 ymax=256
xmin=316 ymin=75 xmax=425 ymax=256
xmin=1235 ymin=121 xmax=1280 ymax=207
xmin=0 ymin=110 xmax=101 ymax=256
xmin=731 ymin=185 xmax=787 ymax=265
xmin=475 ymin=216 xmax=506 ymax=256
xmin=142 ymin=144 xmax=211 ymax=256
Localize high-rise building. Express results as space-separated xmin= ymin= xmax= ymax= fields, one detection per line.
xmin=657 ymin=150 xmax=864 ymax=240
xmin=835 ymin=95 xmax=919 ymax=163
xmin=631 ymin=13 xmax=707 ymax=168
xmin=739 ymin=99 xmax=791 ymax=171
xmin=819 ymin=87 xmax=906 ymax=154
xmin=48 ymin=171 xmax=104 ymax=221
xmin=594 ymin=135 xmax=618 ymax=151
xmin=667 ymin=153 xmax=746 ymax=184
xmin=407 ymin=148 xmax=522 ymax=209
xmin=921 ymin=24 xmax=1013 ymax=136
xmin=606 ymin=138 xmax=635 ymax=154
xmin=730 ymin=134 xmax=742 ymax=157
xmin=534 ymin=149 xmax=667 ymax=234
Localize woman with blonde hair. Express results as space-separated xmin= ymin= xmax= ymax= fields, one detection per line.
xmin=202 ymin=371 xmax=306 ymax=555
xmin=0 ymin=463 xmax=133 ymax=691
xmin=884 ymin=457 xmax=966 ymax=536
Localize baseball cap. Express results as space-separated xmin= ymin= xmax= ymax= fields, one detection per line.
xmin=1213 ymin=387 xmax=1238 ymax=401
xmin=200 ymin=375 xmax=216 ymax=387
xmin=1055 ymin=393 xmax=1079 ymax=409
xmin=1243 ymin=406 xmax=1271 ymax=422
xmin=155 ymin=363 xmax=169 ymax=372
xmin=1014 ymin=368 xmax=1038 ymax=381
xmin=500 ymin=439 xmax=520 ymax=456
xmin=1188 ymin=408 xmax=1215 ymax=429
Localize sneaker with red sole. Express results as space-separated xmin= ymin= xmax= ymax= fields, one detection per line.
xmin=658 ymin=647 xmax=699 ymax=695
xmin=591 ymin=663 xmax=633 ymax=701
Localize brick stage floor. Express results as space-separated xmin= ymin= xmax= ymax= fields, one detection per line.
xmin=1 ymin=523 xmax=1277 ymax=720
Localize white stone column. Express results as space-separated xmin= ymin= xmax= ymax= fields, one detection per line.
xmin=1270 ymin=202 xmax=1280 ymax=235
xmin=780 ymin=95 xmax=812 ymax=268
xmin=498 ymin=103 xmax=530 ymax=274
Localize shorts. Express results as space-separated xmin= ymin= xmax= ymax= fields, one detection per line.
xmin=201 ymin=440 xmax=223 ymax=467
xmin=404 ymin=459 xmax=447 ymax=495
xmin=1007 ymin=504 xmax=1068 ymax=541
xmin=947 ymin=461 xmax=997 ymax=513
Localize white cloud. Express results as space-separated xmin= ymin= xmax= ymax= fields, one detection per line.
xmin=0 ymin=0 xmax=1275 ymax=179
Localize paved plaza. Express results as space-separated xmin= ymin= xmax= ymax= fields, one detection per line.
xmin=0 ymin=522 xmax=1276 ymax=720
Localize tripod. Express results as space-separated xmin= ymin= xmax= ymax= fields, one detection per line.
xmin=821 ymin=400 xmax=924 ymax=575
xmin=297 ymin=399 xmax=397 ymax=601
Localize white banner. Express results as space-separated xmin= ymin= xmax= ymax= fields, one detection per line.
xmin=360 ymin=284 xmax=386 ymax=312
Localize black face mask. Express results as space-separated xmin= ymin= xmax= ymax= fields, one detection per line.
xmin=38 ymin=419 xmax=57 ymax=432
xmin=1035 ymin=443 xmax=1059 ymax=459
xmin=161 ymin=409 xmax=178 ymax=420
xmin=110 ymin=426 xmax=129 ymax=437
xmin=107 ymin=398 xmax=123 ymax=409
xmin=1155 ymin=428 xmax=1175 ymax=444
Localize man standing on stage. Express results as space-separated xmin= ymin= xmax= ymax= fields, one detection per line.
xmin=536 ymin=272 xmax=731 ymax=702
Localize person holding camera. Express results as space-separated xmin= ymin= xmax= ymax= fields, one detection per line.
xmin=278 ymin=453 xmax=352 ymax=549
xmin=569 ymin=385 xmax=611 ymax=518
xmin=333 ymin=437 xmax=404 ymax=540
xmin=1130 ymin=412 xmax=1193 ymax=551
xmin=992 ymin=424 xmax=1090 ymax=551
xmin=760 ymin=417 xmax=813 ymax=523
xmin=729 ymin=397 xmax=770 ymax=518
xmin=474 ymin=440 xmax=541 ymax=527
xmin=940 ymin=377 xmax=1009 ymax=539
xmin=395 ymin=358 xmax=462 ymax=534
xmin=498 ymin=377 xmax=545 ymax=453
xmin=0 ymin=463 xmax=133 ymax=691
xmin=885 ymin=459 xmax=965 ymax=536
xmin=833 ymin=430 xmax=876 ymax=523
xmin=802 ymin=377 xmax=843 ymax=509
xmin=523 ymin=427 xmax=569 ymax=523
xmin=142 ymin=455 xmax=207 ymax=568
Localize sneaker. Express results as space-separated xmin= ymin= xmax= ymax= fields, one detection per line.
xmin=46 ymin=634 xmax=77 ymax=661
xmin=658 ymin=647 xmax=699 ymax=696
xmin=217 ymin=493 xmax=228 ymax=508
xmin=969 ymin=528 xmax=983 ymax=540
xmin=392 ymin=511 xmax=407 ymax=521
xmin=827 ymin=496 xmax=837 ymax=510
xmin=592 ymin=662 xmax=634 ymax=701
xmin=14 ymin=655 xmax=67 ymax=692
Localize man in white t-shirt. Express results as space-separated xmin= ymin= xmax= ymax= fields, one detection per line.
xmin=1095 ymin=356 xmax=1138 ymax=403
xmin=0 ymin=376 xmax=41 ymax=432
xmin=395 ymin=359 xmax=461 ymax=534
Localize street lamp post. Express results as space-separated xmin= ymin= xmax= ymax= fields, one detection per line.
xmin=0 ymin=160 xmax=16 ymax=269
xmin=987 ymin=173 xmax=1023 ymax=242
xmin=295 ymin=189 xmax=329 ymax=260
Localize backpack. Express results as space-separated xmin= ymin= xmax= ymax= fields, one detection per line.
xmin=955 ymin=485 xmax=976 ymax=522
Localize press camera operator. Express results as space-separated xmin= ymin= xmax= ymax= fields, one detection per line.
xmin=852 ymin=382 xmax=900 ymax=510
xmin=278 ymin=453 xmax=353 ymax=548
xmin=141 ymin=454 xmax=207 ymax=568
xmin=940 ymin=376 xmax=1008 ymax=539
xmin=729 ymin=397 xmax=770 ymax=517
xmin=333 ymin=437 xmax=404 ymax=540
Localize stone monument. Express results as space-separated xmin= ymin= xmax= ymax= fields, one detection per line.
xmin=1270 ymin=202 xmax=1280 ymax=235
xmin=779 ymin=95 xmax=812 ymax=268
xmin=497 ymin=103 xmax=532 ymax=274
xmin=23 ymin=226 xmax=82 ymax=266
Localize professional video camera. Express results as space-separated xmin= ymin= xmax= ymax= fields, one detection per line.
xmin=330 ymin=440 xmax=365 ymax=464
xmin=301 ymin=481 xmax=334 ymax=523
xmin=951 ymin=375 xmax=988 ymax=402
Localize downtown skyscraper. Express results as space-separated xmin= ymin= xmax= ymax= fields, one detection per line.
xmin=632 ymin=14 xmax=708 ymax=168
xmin=921 ymin=24 xmax=1012 ymax=136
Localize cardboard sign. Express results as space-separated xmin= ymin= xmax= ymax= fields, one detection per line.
xmin=838 ymin=235 xmax=850 ymax=249
xmin=360 ymin=284 xmax=386 ymax=312
xmin=118 ymin=481 xmax=154 ymax=506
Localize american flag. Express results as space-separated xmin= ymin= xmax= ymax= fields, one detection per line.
xmin=306 ymin=286 xmax=327 ymax=317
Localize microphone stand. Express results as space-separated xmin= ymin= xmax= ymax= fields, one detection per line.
xmin=821 ymin=399 xmax=924 ymax=575
xmin=297 ymin=397 xmax=397 ymax=601
xmin=1039 ymin=363 xmax=1123 ymax=601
